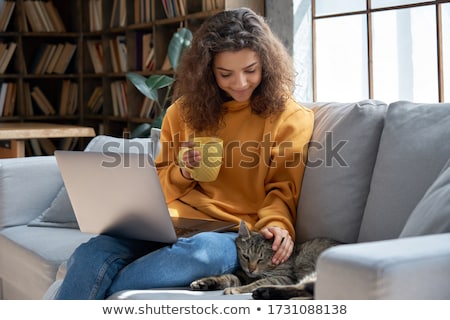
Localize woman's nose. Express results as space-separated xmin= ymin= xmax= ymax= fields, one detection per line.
xmin=233 ymin=73 xmax=247 ymax=88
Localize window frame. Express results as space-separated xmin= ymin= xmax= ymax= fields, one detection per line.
xmin=312 ymin=0 xmax=449 ymax=102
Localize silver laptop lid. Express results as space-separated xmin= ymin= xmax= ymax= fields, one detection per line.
xmin=55 ymin=150 xmax=178 ymax=243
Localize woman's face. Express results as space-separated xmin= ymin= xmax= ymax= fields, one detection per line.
xmin=213 ymin=49 xmax=262 ymax=102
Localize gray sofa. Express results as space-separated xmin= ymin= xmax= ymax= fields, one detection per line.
xmin=1 ymin=100 xmax=450 ymax=300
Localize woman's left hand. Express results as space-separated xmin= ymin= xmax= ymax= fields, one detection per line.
xmin=259 ymin=226 xmax=294 ymax=265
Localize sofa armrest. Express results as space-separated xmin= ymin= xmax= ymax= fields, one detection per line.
xmin=0 ymin=156 xmax=63 ymax=228
xmin=315 ymin=233 xmax=450 ymax=299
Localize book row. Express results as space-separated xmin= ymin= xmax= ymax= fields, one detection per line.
xmin=30 ymin=42 xmax=77 ymax=75
xmin=88 ymin=0 xmax=225 ymax=31
xmin=87 ymin=33 xmax=155 ymax=74
xmin=18 ymin=82 xmax=77 ymax=117
xmin=23 ymin=0 xmax=66 ymax=32
xmin=27 ymin=137 xmax=79 ymax=157
xmin=0 ymin=0 xmax=15 ymax=32
xmin=0 ymin=41 xmax=16 ymax=74
xmin=0 ymin=81 xmax=16 ymax=117
xmin=0 ymin=80 xmax=156 ymax=120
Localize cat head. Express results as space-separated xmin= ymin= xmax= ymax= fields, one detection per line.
xmin=235 ymin=220 xmax=276 ymax=278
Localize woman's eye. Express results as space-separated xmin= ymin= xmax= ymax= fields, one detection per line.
xmin=220 ymin=73 xmax=231 ymax=78
xmin=245 ymin=69 xmax=256 ymax=74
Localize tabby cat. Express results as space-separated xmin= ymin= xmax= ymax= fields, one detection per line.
xmin=190 ymin=220 xmax=341 ymax=299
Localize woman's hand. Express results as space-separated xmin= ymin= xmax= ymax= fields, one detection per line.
xmin=179 ymin=141 xmax=201 ymax=179
xmin=260 ymin=226 xmax=294 ymax=265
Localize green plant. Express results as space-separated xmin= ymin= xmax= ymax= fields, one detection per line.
xmin=127 ymin=28 xmax=192 ymax=137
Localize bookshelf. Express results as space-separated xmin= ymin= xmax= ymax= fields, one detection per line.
xmin=0 ymin=0 xmax=264 ymax=155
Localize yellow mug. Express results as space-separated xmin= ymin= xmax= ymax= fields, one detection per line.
xmin=178 ymin=137 xmax=223 ymax=182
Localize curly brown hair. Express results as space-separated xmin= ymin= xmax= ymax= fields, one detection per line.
xmin=173 ymin=7 xmax=295 ymax=134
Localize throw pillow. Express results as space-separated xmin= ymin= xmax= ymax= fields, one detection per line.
xmin=296 ymin=100 xmax=387 ymax=244
xmin=358 ymin=101 xmax=450 ymax=242
xmin=399 ymin=158 xmax=450 ymax=237
xmin=28 ymin=185 xmax=78 ymax=229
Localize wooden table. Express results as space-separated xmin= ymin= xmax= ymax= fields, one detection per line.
xmin=0 ymin=122 xmax=96 ymax=158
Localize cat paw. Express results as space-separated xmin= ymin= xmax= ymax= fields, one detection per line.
xmin=190 ymin=278 xmax=220 ymax=291
xmin=252 ymin=287 xmax=314 ymax=300
xmin=223 ymin=287 xmax=242 ymax=295
xmin=251 ymin=287 xmax=273 ymax=300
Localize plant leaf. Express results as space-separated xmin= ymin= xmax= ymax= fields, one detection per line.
xmin=145 ymin=75 xmax=175 ymax=90
xmin=126 ymin=72 xmax=158 ymax=101
xmin=150 ymin=108 xmax=167 ymax=129
xmin=168 ymin=28 xmax=192 ymax=70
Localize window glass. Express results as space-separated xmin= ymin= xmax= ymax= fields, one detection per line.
xmin=315 ymin=0 xmax=366 ymax=17
xmin=443 ymin=3 xmax=450 ymax=101
xmin=372 ymin=6 xmax=438 ymax=102
xmin=315 ymin=15 xmax=368 ymax=101
xmin=371 ymin=0 xmax=430 ymax=9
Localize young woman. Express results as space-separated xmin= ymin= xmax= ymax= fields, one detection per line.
xmin=55 ymin=7 xmax=314 ymax=299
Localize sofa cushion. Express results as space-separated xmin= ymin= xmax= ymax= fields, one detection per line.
xmin=296 ymin=100 xmax=387 ymax=244
xmin=359 ymin=101 xmax=450 ymax=242
xmin=28 ymin=186 xmax=78 ymax=229
xmin=0 ymin=156 xmax=62 ymax=228
xmin=0 ymin=225 xmax=94 ymax=299
xmin=399 ymin=158 xmax=450 ymax=237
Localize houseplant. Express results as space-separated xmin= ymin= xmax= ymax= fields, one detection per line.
xmin=126 ymin=28 xmax=192 ymax=137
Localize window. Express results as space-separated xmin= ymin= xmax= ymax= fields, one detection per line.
xmin=312 ymin=0 xmax=449 ymax=102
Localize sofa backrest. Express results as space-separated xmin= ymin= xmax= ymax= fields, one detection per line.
xmin=358 ymin=101 xmax=450 ymax=241
xmin=295 ymin=100 xmax=387 ymax=244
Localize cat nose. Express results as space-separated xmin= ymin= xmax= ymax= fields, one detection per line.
xmin=248 ymin=265 xmax=256 ymax=273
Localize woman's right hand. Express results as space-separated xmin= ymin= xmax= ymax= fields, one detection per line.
xmin=179 ymin=141 xmax=201 ymax=179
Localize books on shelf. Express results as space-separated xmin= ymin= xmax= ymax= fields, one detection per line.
xmin=0 ymin=81 xmax=16 ymax=117
xmin=31 ymin=42 xmax=77 ymax=74
xmin=142 ymin=32 xmax=154 ymax=71
xmin=59 ymin=80 xmax=78 ymax=116
xmin=53 ymin=42 xmax=77 ymax=74
xmin=110 ymin=0 xmax=126 ymax=28
xmin=28 ymin=137 xmax=77 ymax=156
xmin=0 ymin=81 xmax=7 ymax=116
xmin=109 ymin=36 xmax=127 ymax=73
xmin=87 ymin=86 xmax=103 ymax=114
xmin=0 ymin=0 xmax=16 ymax=31
xmin=139 ymin=97 xmax=156 ymax=118
xmin=86 ymin=40 xmax=104 ymax=73
xmin=135 ymin=32 xmax=154 ymax=71
xmin=23 ymin=0 xmax=66 ymax=32
xmin=89 ymin=0 xmax=103 ymax=31
xmin=22 ymin=83 xmax=34 ymax=116
xmin=30 ymin=86 xmax=56 ymax=115
xmin=162 ymin=0 xmax=187 ymax=18
xmin=0 ymin=41 xmax=16 ymax=73
xmin=110 ymin=81 xmax=128 ymax=117
xmin=135 ymin=0 xmax=152 ymax=24
xmin=45 ymin=43 xmax=64 ymax=74
xmin=202 ymin=0 xmax=225 ymax=11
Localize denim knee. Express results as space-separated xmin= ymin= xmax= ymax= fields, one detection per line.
xmin=177 ymin=232 xmax=239 ymax=273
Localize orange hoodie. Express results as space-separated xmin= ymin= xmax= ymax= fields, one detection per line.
xmin=155 ymin=98 xmax=314 ymax=239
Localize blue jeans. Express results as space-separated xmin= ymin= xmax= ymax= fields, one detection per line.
xmin=55 ymin=232 xmax=239 ymax=299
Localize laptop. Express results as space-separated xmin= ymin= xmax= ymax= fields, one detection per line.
xmin=54 ymin=150 xmax=236 ymax=243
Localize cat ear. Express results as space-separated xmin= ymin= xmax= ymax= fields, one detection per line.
xmin=238 ymin=220 xmax=251 ymax=238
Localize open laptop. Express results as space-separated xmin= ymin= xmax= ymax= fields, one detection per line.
xmin=54 ymin=150 xmax=236 ymax=243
